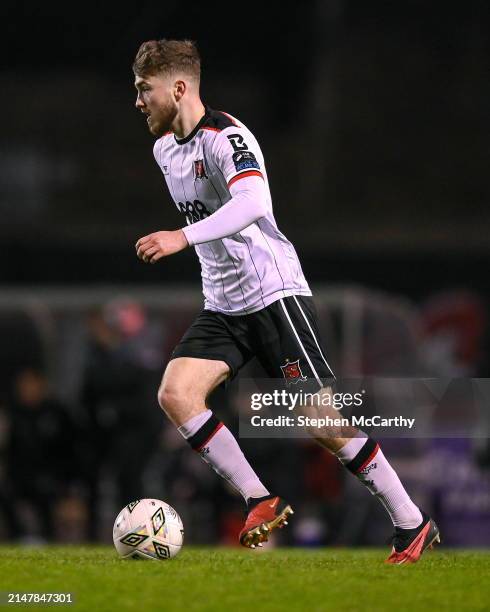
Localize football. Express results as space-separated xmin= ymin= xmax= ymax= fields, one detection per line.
xmin=113 ymin=498 xmax=184 ymax=560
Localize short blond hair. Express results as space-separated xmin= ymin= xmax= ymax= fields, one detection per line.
xmin=133 ymin=39 xmax=200 ymax=80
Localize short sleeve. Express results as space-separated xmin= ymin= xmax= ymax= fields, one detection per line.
xmin=211 ymin=127 xmax=264 ymax=188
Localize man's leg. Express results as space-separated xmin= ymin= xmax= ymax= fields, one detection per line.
xmin=304 ymin=390 xmax=440 ymax=563
xmin=305 ymin=393 xmax=423 ymax=529
xmin=159 ymin=356 xmax=292 ymax=547
xmin=158 ymin=356 xmax=269 ymax=502
xmin=249 ymin=295 xmax=439 ymax=562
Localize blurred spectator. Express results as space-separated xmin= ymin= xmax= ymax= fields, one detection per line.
xmin=0 ymin=311 xmax=44 ymax=405
xmin=79 ymin=302 xmax=164 ymax=540
xmin=420 ymin=291 xmax=487 ymax=377
xmin=4 ymin=368 xmax=76 ymax=541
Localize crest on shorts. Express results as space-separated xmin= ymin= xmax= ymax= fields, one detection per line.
xmin=280 ymin=359 xmax=307 ymax=385
xmin=193 ymin=159 xmax=208 ymax=180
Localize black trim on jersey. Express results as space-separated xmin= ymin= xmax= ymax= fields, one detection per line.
xmin=203 ymin=107 xmax=237 ymax=131
xmin=175 ymin=108 xmax=210 ymax=145
xmin=174 ymin=105 xmax=237 ymax=145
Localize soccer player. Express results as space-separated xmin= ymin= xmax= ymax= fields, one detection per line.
xmin=132 ymin=39 xmax=440 ymax=563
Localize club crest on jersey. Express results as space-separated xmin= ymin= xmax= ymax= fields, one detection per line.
xmin=193 ymin=159 xmax=208 ymax=180
xmin=280 ymin=359 xmax=307 ymax=385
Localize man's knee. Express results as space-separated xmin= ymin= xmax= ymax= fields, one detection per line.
xmin=157 ymin=358 xmax=230 ymax=424
xmin=299 ymin=385 xmax=358 ymax=451
xmin=157 ymin=376 xmax=208 ymax=427
xmin=157 ymin=379 xmax=188 ymax=414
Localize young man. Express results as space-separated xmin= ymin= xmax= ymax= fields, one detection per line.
xmin=132 ymin=39 xmax=440 ymax=563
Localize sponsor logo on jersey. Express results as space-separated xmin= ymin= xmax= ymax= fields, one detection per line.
xmin=280 ymin=359 xmax=307 ymax=385
xmin=232 ymin=150 xmax=260 ymax=172
xmin=177 ymin=199 xmax=211 ymax=224
xmin=193 ymin=159 xmax=208 ymax=180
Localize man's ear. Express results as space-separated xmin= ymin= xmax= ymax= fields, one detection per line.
xmin=174 ymin=80 xmax=186 ymax=102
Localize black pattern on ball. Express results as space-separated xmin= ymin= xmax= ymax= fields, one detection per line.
xmin=151 ymin=507 xmax=166 ymax=535
xmin=153 ymin=541 xmax=170 ymax=559
xmin=120 ymin=532 xmax=148 ymax=547
xmin=127 ymin=500 xmax=140 ymax=513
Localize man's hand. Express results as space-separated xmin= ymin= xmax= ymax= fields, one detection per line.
xmin=135 ymin=230 xmax=189 ymax=264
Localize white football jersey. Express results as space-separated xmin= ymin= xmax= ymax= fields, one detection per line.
xmin=153 ymin=106 xmax=311 ymax=315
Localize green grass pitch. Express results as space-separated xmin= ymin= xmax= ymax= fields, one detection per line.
xmin=0 ymin=546 xmax=488 ymax=611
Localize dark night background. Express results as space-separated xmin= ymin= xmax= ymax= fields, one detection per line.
xmin=0 ymin=1 xmax=489 ymax=547
xmin=1 ymin=0 xmax=489 ymax=296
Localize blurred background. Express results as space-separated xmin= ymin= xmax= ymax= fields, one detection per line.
xmin=1 ymin=0 xmax=489 ymax=547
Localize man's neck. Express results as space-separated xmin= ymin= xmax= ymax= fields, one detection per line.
xmin=172 ymin=100 xmax=206 ymax=140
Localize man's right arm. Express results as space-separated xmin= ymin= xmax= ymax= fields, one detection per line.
xmin=181 ymin=175 xmax=267 ymax=246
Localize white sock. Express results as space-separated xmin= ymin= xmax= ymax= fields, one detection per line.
xmin=178 ymin=410 xmax=269 ymax=502
xmin=336 ymin=433 xmax=423 ymax=529
xmin=178 ymin=410 xmax=213 ymax=438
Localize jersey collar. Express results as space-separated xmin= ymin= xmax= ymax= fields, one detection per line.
xmin=174 ymin=105 xmax=211 ymax=145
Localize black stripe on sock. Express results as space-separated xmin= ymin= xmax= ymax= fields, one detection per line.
xmin=345 ymin=437 xmax=378 ymax=474
xmin=187 ymin=414 xmax=221 ymax=451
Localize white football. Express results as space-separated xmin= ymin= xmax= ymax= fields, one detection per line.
xmin=113 ymin=498 xmax=184 ymax=560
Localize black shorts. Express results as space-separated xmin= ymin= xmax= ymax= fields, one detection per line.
xmin=171 ymin=295 xmax=335 ymax=390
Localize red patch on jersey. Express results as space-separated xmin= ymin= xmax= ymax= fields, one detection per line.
xmin=194 ymin=159 xmax=208 ymax=180
xmin=280 ymin=359 xmax=307 ymax=385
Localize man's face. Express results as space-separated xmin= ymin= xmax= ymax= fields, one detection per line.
xmin=134 ymin=73 xmax=178 ymax=136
